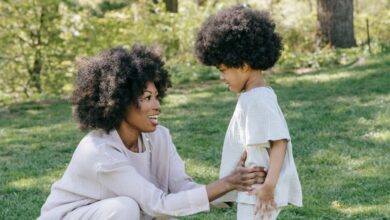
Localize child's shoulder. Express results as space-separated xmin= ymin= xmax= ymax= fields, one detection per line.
xmin=239 ymin=87 xmax=277 ymax=105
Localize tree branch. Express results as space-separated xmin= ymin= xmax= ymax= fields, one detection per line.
xmin=16 ymin=35 xmax=34 ymax=47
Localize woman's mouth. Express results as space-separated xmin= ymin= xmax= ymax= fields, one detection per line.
xmin=148 ymin=115 xmax=159 ymax=126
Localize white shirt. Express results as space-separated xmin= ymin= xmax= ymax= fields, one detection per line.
xmin=218 ymin=87 xmax=302 ymax=207
xmin=38 ymin=126 xmax=210 ymax=219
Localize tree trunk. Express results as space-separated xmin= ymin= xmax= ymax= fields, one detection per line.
xmin=195 ymin=0 xmax=207 ymax=7
xmin=164 ymin=0 xmax=178 ymax=13
xmin=316 ymin=0 xmax=357 ymax=48
xmin=308 ymin=0 xmax=313 ymax=12
xmin=30 ymin=49 xmax=43 ymax=93
xmin=30 ymin=6 xmax=46 ymax=93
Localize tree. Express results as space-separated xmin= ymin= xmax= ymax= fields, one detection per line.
xmin=195 ymin=0 xmax=207 ymax=7
xmin=0 ymin=0 xmax=77 ymax=98
xmin=164 ymin=0 xmax=178 ymax=13
xmin=316 ymin=0 xmax=357 ymax=48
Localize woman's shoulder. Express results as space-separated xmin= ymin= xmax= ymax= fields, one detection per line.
xmin=73 ymin=130 xmax=124 ymax=161
xmin=78 ymin=130 xmax=113 ymax=150
xmin=145 ymin=125 xmax=171 ymax=142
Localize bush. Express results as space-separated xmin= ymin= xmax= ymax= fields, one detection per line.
xmin=167 ymin=64 xmax=218 ymax=84
xmin=1 ymin=0 xmax=390 ymax=104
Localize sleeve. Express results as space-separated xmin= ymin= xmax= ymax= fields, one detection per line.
xmin=96 ymin=160 xmax=210 ymax=218
xmin=166 ymin=134 xmax=203 ymax=193
xmin=243 ymin=98 xmax=290 ymax=147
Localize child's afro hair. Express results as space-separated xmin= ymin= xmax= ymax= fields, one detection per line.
xmin=195 ymin=4 xmax=282 ymax=70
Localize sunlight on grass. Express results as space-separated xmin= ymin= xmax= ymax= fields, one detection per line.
xmin=164 ymin=94 xmax=189 ymax=107
xmin=344 ymin=157 xmax=384 ymax=177
xmin=6 ymin=122 xmax=73 ymax=135
xmin=6 ymin=171 xmax=63 ymax=190
xmin=334 ymin=203 xmax=390 ymax=215
xmin=184 ymin=158 xmax=219 ymax=181
xmin=276 ymin=71 xmax=361 ymax=85
xmin=344 ymin=158 xmax=365 ymax=171
xmin=364 ymin=130 xmax=390 ymax=142
xmin=373 ymin=110 xmax=390 ymax=126
xmin=360 ymin=94 xmax=390 ymax=107
xmin=287 ymin=100 xmax=308 ymax=108
xmin=0 ymin=122 xmax=75 ymax=150
xmin=25 ymin=109 xmax=41 ymax=115
xmin=311 ymin=149 xmax=342 ymax=164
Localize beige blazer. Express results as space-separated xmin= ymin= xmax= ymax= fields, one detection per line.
xmin=38 ymin=126 xmax=209 ymax=219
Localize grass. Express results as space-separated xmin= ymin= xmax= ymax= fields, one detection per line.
xmin=1 ymin=53 xmax=390 ymax=219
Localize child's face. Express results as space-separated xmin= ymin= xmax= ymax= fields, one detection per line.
xmin=217 ymin=64 xmax=249 ymax=93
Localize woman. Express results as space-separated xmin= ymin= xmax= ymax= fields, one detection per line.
xmin=38 ymin=44 xmax=266 ymax=220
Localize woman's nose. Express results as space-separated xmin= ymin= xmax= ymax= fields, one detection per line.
xmin=220 ymin=73 xmax=224 ymax=80
xmin=153 ymin=98 xmax=161 ymax=111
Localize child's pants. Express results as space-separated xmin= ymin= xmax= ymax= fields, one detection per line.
xmin=237 ymin=203 xmax=280 ymax=220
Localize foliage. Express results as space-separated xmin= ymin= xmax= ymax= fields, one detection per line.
xmin=354 ymin=0 xmax=390 ymax=45
xmin=0 ymin=0 xmax=79 ymax=102
xmin=168 ymin=64 xmax=218 ymax=84
xmin=1 ymin=0 xmax=390 ymax=103
xmin=1 ymin=52 xmax=390 ymax=219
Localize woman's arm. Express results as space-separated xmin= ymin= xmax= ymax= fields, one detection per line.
xmin=97 ymin=161 xmax=210 ymax=218
xmin=167 ymin=141 xmax=267 ymax=196
xmin=207 ymin=151 xmax=266 ymax=201
xmin=167 ymin=143 xmax=209 ymax=192
xmin=97 ymin=158 xmax=265 ymax=218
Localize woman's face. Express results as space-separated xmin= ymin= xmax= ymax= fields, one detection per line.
xmin=124 ymin=81 xmax=161 ymax=133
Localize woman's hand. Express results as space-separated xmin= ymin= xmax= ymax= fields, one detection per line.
xmin=206 ymin=151 xmax=267 ymax=201
xmin=225 ymin=151 xmax=267 ymax=192
xmin=249 ymin=183 xmax=278 ymax=220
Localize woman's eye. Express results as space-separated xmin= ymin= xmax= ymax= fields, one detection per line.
xmin=146 ymin=96 xmax=152 ymax=101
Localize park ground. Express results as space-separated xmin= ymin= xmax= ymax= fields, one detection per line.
xmin=0 ymin=53 xmax=389 ymax=219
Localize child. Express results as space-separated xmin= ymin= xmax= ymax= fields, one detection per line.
xmin=195 ymin=4 xmax=302 ymax=220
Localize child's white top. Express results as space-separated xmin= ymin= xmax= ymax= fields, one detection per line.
xmin=217 ymin=87 xmax=302 ymax=207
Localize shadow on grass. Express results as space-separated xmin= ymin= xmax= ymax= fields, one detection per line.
xmin=0 ymin=100 xmax=84 ymax=218
xmin=0 ymin=187 xmax=49 ymax=219
xmin=0 ymin=99 xmax=73 ymax=129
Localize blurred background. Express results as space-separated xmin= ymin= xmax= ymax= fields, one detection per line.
xmin=0 ymin=0 xmax=389 ymax=104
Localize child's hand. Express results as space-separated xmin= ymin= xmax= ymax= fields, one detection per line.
xmin=249 ymin=184 xmax=278 ymax=220
xmin=225 ymin=151 xmax=267 ymax=191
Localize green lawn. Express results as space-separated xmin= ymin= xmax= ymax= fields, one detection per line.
xmin=1 ymin=53 xmax=389 ymax=219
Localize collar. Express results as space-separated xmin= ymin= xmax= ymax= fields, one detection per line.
xmin=105 ymin=129 xmax=152 ymax=154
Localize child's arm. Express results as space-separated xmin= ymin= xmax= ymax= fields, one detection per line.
xmin=250 ymin=139 xmax=287 ymax=219
xmin=264 ymin=139 xmax=287 ymax=189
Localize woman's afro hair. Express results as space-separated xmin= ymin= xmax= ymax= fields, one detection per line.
xmin=195 ymin=4 xmax=282 ymax=70
xmin=71 ymin=44 xmax=171 ymax=133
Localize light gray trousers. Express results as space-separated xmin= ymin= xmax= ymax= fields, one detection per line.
xmin=63 ymin=196 xmax=177 ymax=220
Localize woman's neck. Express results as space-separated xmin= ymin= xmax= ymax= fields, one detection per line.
xmin=117 ymin=121 xmax=140 ymax=152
